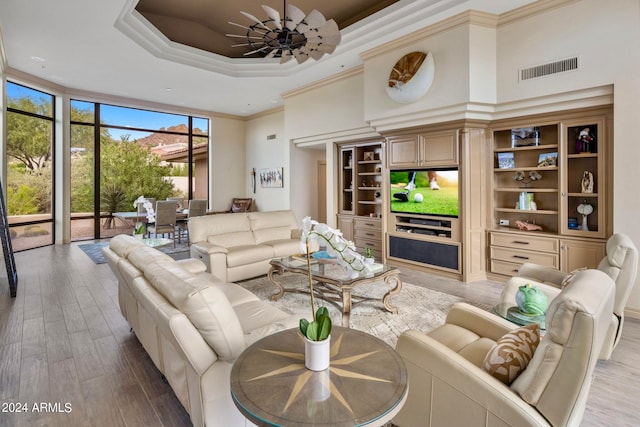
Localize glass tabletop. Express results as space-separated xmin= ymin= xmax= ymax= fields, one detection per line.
xmin=272 ymin=256 xmax=395 ymax=284
xmin=493 ymin=302 xmax=546 ymax=331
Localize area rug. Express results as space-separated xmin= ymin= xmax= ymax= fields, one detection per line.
xmin=78 ymin=240 xmax=190 ymax=264
xmin=238 ymin=273 xmax=464 ymax=347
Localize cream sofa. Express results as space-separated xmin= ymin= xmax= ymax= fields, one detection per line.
xmin=393 ymin=269 xmax=615 ymax=427
xmin=102 ymin=234 xmax=298 ymax=427
xmin=188 ymin=210 xmax=301 ymax=282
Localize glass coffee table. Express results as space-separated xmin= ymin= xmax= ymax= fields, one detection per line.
xmin=268 ymin=257 xmax=402 ymax=327
xmin=493 ymin=302 xmax=546 ymax=331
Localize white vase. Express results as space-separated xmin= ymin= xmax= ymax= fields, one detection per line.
xmin=304 ymin=334 xmax=331 ymax=371
xmin=133 ymin=233 xmax=144 ymax=240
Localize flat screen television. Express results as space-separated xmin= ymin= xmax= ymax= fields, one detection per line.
xmin=390 ymin=168 xmax=459 ymax=218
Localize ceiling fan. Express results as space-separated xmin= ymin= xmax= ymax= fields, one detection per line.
xmin=227 ymin=2 xmax=341 ymax=64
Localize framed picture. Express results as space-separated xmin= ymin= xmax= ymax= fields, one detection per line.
xmin=537 ymin=152 xmax=557 ymax=167
xmin=363 ymin=152 xmax=375 ymax=161
xmin=497 ymin=152 xmax=515 ymax=169
xmin=259 ymin=167 xmax=284 ymax=188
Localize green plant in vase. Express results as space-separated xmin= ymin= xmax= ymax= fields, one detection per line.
xmin=134 ymin=223 xmax=146 ymax=237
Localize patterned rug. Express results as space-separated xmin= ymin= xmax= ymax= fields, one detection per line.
xmin=78 ymin=240 xmax=190 ymax=264
xmin=238 ymin=272 xmax=464 ymax=347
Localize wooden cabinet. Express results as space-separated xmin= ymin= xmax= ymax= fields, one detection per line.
xmin=489 ymin=108 xmax=612 ymax=278
xmin=387 ymin=130 xmax=458 ymax=168
xmin=337 ymin=214 xmax=354 ymax=242
xmin=354 ymin=217 xmax=382 ymax=260
xmin=560 ymin=238 xmax=605 ymax=272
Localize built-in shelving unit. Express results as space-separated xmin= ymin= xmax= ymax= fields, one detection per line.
xmin=337 ymin=140 xmax=384 ymax=260
xmin=489 ymin=108 xmax=612 ymax=277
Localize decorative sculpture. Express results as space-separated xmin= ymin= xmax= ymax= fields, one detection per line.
xmin=581 ymin=170 xmax=594 ymax=193
xmin=577 ymin=202 xmax=594 ymax=231
xmin=515 ymin=284 xmax=548 ymax=316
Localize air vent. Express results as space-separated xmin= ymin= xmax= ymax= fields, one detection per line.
xmin=520 ymin=57 xmax=578 ymax=81
xmin=266 ymin=134 xmax=277 ymax=140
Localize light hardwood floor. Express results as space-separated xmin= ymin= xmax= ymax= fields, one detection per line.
xmin=0 ymin=241 xmax=638 ymax=426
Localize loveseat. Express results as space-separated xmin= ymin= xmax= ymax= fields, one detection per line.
xmin=188 ymin=210 xmax=301 ymax=282
xmin=102 ymin=234 xmax=298 ymax=427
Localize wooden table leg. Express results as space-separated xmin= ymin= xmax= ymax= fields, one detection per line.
xmin=341 ymin=285 xmax=353 ymax=328
xmin=382 ymin=274 xmax=402 ymax=314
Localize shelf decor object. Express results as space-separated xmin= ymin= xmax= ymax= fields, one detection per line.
xmin=386 ymin=51 xmax=435 ymax=104
xmin=227 ymin=2 xmax=341 ymax=64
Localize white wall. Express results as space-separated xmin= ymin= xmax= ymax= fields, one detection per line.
xmin=210 ymin=116 xmax=246 ymax=212
xmin=245 ymin=109 xmax=288 ymax=212
xmin=496 ymin=0 xmax=640 ymax=315
xmin=289 ymin=146 xmax=325 ymax=223
xmin=362 ymin=24 xmax=471 ymax=125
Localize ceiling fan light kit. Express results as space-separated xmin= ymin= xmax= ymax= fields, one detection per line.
xmin=228 ymin=2 xmax=341 ymax=64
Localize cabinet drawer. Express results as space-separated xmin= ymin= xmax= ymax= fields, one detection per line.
xmin=354 ymin=218 xmax=382 ymax=230
xmin=490 ymin=232 xmax=558 ymax=253
xmin=490 ymin=259 xmax=522 ymax=276
xmin=354 ymin=227 xmax=382 ymax=241
xmin=490 ymin=247 xmax=558 ymax=268
xmin=355 ymin=238 xmax=382 ymax=251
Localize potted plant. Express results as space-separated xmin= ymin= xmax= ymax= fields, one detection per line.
xmin=299 ymin=217 xmax=372 ymax=371
xmin=364 ymin=247 xmax=375 ymax=265
xmin=133 ymin=223 xmax=146 ymax=239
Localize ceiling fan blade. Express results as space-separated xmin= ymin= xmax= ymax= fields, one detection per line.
xmin=265 ymin=49 xmax=279 ymax=59
xmin=304 ymin=10 xmax=327 ymax=29
xmin=292 ymin=48 xmax=310 ymax=64
xmin=285 ymin=4 xmax=305 ymax=30
xmin=280 ymin=50 xmax=293 ymax=64
xmin=228 ymin=21 xmax=268 ymax=34
xmin=310 ymin=49 xmax=325 ymax=61
xmin=226 ymin=34 xmax=263 ymax=40
xmin=240 ymin=11 xmax=270 ymax=30
xmin=261 ymin=5 xmax=282 ymax=30
xmin=244 ymin=45 xmax=269 ymax=56
xmin=231 ymin=43 xmax=251 ymax=47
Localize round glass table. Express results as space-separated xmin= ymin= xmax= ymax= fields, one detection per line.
xmin=230 ymin=326 xmax=408 ymax=427
xmin=493 ymin=302 xmax=546 ymax=331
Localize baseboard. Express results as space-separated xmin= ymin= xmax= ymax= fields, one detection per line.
xmin=624 ymin=307 xmax=640 ymax=320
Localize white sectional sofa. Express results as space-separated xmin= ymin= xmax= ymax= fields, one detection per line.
xmin=188 ymin=210 xmax=301 ymax=282
xmin=102 ymin=234 xmax=298 ymax=427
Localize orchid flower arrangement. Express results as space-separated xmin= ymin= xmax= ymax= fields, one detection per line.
xmin=298 ymin=217 xmax=372 ymax=341
xmin=133 ymin=196 xmax=156 ymax=223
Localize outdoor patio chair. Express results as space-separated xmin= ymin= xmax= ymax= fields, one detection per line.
xmin=147 ymin=200 xmax=177 ymax=247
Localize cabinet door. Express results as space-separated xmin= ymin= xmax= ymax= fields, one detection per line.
xmin=338 ymin=147 xmax=355 ymax=213
xmin=560 ymin=239 xmax=605 ymax=272
xmin=561 ymin=117 xmax=606 ymax=238
xmin=388 ymin=136 xmax=419 ymax=167
xmin=421 ymin=131 xmax=459 ymax=166
xmin=337 ymin=215 xmax=354 ymax=241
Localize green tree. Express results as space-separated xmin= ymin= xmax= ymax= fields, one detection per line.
xmin=6 ymin=98 xmax=52 ymax=171
xmin=102 ymin=138 xmax=175 ymax=211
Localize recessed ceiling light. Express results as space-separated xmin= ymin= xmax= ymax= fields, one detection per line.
xmin=164 ymin=87 xmax=172 ymax=91
xmin=31 ymin=56 xmax=45 ymax=62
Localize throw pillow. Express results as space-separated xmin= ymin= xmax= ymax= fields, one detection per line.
xmin=482 ymin=324 xmax=540 ymax=385
xmin=561 ymin=267 xmax=587 ymax=288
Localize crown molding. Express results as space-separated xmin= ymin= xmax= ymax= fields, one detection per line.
xmin=245 ymin=106 xmax=284 ymax=122
xmin=498 ymin=0 xmax=578 ymax=27
xmin=367 ymin=85 xmax=613 ymax=132
xmin=282 ymin=66 xmax=364 ymax=99
xmin=360 ymin=10 xmax=498 ymax=60
xmin=291 ymin=126 xmax=380 ymax=146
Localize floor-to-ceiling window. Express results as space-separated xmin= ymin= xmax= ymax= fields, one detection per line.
xmin=70 ymin=101 xmax=209 ymax=241
xmin=5 ymin=82 xmax=55 ymax=251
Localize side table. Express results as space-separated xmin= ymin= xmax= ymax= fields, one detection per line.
xmin=230 ymin=327 xmax=408 ymax=427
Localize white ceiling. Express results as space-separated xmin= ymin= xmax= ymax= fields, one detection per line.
xmin=0 ymin=0 xmax=536 ymax=117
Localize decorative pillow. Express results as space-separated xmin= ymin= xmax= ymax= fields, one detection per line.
xmin=482 ymin=324 xmax=540 ymax=385
xmin=561 ymin=267 xmax=587 ymax=288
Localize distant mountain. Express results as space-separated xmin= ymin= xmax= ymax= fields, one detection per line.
xmin=136 ymin=124 xmax=206 ymax=148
